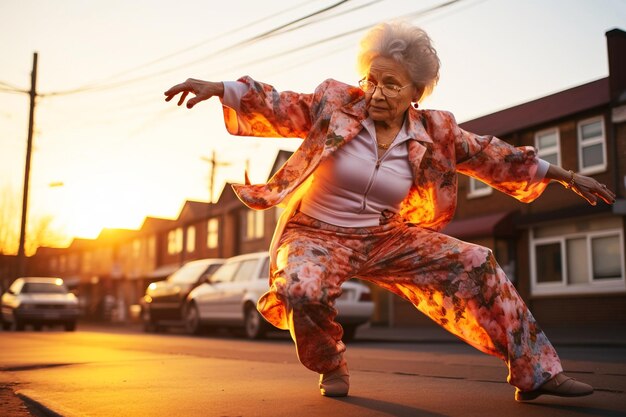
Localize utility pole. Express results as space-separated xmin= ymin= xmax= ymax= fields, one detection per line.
xmin=17 ymin=52 xmax=38 ymax=277
xmin=200 ymin=150 xmax=231 ymax=203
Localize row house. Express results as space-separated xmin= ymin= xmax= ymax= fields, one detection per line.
xmin=388 ymin=28 xmax=626 ymax=327
xmin=26 ymin=151 xmax=292 ymax=319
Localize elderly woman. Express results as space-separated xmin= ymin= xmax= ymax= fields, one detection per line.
xmin=165 ymin=21 xmax=615 ymax=401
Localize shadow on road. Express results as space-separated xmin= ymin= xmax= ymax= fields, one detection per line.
xmin=524 ymin=402 xmax=626 ymax=417
xmin=334 ymin=395 xmax=448 ymax=417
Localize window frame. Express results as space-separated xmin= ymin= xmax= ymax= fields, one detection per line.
xmin=534 ymin=127 xmax=561 ymax=167
xmin=530 ymin=228 xmax=625 ymax=296
xmin=577 ymin=116 xmax=607 ymax=175
xmin=242 ymin=209 xmax=264 ymax=241
xmin=467 ymin=177 xmax=492 ymax=199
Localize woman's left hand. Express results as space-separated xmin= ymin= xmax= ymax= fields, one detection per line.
xmin=547 ymin=164 xmax=616 ymax=205
xmin=567 ymin=171 xmax=616 ymax=206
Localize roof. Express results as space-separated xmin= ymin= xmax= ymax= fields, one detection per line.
xmin=178 ymin=200 xmax=213 ymax=223
xmin=459 ymin=78 xmax=610 ymax=137
xmin=140 ymin=216 xmax=176 ymax=233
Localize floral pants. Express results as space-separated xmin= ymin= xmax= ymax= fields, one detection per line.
xmin=257 ymin=211 xmax=563 ymax=391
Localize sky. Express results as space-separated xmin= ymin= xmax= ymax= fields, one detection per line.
xmin=1 ymin=0 xmax=625 ymax=251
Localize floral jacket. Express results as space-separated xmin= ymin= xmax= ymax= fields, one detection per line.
xmin=221 ymin=76 xmax=549 ymax=255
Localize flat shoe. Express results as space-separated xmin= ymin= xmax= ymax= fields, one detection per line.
xmin=319 ymin=363 xmax=349 ymax=397
xmin=515 ymin=372 xmax=593 ymax=401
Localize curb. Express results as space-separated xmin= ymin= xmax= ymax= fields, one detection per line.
xmin=354 ymin=337 xmax=626 ymax=348
xmin=16 ymin=390 xmax=73 ymax=417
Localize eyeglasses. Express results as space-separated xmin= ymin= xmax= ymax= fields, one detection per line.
xmin=358 ymin=79 xmax=412 ymax=98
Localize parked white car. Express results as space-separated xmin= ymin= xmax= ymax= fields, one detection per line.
xmin=185 ymin=251 xmax=374 ymax=341
xmin=1 ymin=277 xmax=79 ymax=331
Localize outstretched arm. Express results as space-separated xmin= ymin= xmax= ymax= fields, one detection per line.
xmin=164 ymin=79 xmax=224 ymax=109
xmin=545 ymin=164 xmax=616 ymax=206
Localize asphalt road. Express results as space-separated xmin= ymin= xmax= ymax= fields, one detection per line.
xmin=1 ymin=324 xmax=625 ymax=417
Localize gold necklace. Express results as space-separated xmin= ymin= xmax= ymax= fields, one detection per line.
xmin=376 ymin=127 xmax=400 ymax=151
xmin=376 ymin=133 xmax=396 ymax=150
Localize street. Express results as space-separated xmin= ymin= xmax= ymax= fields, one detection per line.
xmin=1 ymin=324 xmax=625 ymax=417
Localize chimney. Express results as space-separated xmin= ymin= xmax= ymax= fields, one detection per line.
xmin=606 ymin=28 xmax=626 ymax=104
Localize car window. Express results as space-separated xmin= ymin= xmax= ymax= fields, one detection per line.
xmin=205 ymin=263 xmax=222 ymax=276
xmin=259 ymin=256 xmax=270 ymax=280
xmin=169 ymin=262 xmax=212 ymax=284
xmin=210 ymin=262 xmax=239 ymax=283
xmin=22 ymin=282 xmax=68 ymax=294
xmin=232 ymin=259 xmax=259 ymax=282
xmin=198 ymin=262 xmax=222 ymax=281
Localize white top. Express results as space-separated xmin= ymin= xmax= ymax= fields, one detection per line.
xmin=221 ymin=81 xmax=550 ymax=227
xmin=299 ymin=117 xmax=413 ymax=226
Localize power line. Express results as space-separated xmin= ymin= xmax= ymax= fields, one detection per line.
xmin=7 ymin=0 xmax=474 ymax=150
xmin=195 ymin=0 xmax=465 ymax=79
xmin=0 ymin=86 xmax=28 ymax=95
xmin=55 ymin=0 xmax=319 ymax=90
xmin=39 ymin=0 xmax=353 ymax=97
xmin=0 ymin=80 xmax=25 ymax=90
xmin=268 ymin=0 xmax=383 ymax=37
xmin=26 ymin=0 xmax=470 ymax=141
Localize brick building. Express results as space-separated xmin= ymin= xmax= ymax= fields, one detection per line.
xmin=389 ymin=28 xmax=626 ymax=327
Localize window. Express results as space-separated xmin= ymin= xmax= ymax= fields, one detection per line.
xmin=207 ymin=218 xmax=219 ymax=249
xmin=243 ymin=209 xmax=264 ymax=240
xmin=275 ymin=206 xmax=285 ymax=222
xmin=50 ymin=257 xmax=58 ymax=272
xmin=259 ymin=256 xmax=270 ymax=280
xmin=186 ymin=226 xmax=196 ymax=253
xmin=148 ymin=236 xmax=156 ymax=260
xmin=59 ymin=255 xmax=66 ymax=272
xmin=535 ymin=128 xmax=560 ymax=166
xmin=211 ymin=262 xmax=238 ymax=283
xmin=468 ymin=177 xmax=492 ymax=198
xmin=232 ymin=259 xmax=259 ymax=282
xmin=168 ymin=227 xmax=183 ymax=255
xmin=578 ymin=116 xmax=606 ymax=174
xmin=534 ymin=242 xmax=562 ymax=284
xmin=530 ymin=218 xmax=624 ymax=295
xmin=132 ymin=239 xmax=141 ymax=259
xmin=68 ymin=254 xmax=79 ymax=271
xmin=82 ymin=252 xmax=92 ymax=272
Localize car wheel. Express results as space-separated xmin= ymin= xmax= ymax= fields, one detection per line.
xmin=342 ymin=325 xmax=357 ymax=343
xmin=64 ymin=322 xmax=76 ymax=332
xmin=244 ymin=305 xmax=267 ymax=340
xmin=1 ymin=321 xmax=11 ymax=331
xmin=184 ymin=303 xmax=202 ymax=335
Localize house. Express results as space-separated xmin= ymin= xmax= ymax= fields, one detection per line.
xmin=388 ymin=28 xmax=626 ymax=327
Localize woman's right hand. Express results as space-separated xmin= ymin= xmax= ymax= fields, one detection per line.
xmin=164 ymin=78 xmax=224 ymax=109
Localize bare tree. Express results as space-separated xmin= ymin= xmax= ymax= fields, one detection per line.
xmin=0 ymin=184 xmax=67 ymax=256
xmin=0 ymin=184 xmax=20 ymax=254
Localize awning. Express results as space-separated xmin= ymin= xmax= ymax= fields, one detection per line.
xmin=442 ymin=211 xmax=517 ymax=240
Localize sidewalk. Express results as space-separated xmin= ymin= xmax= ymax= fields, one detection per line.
xmin=355 ymin=322 xmax=626 ymax=347
xmin=85 ymin=319 xmax=626 ymax=347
